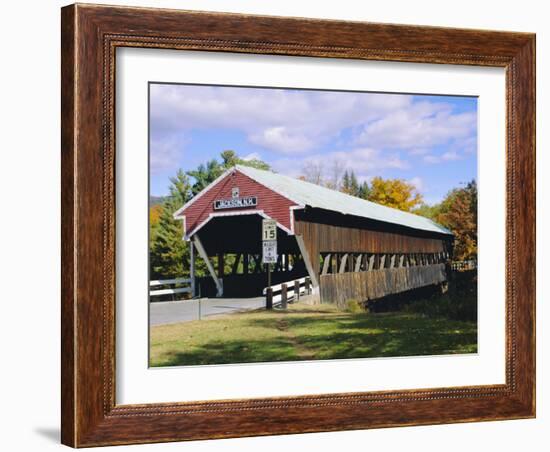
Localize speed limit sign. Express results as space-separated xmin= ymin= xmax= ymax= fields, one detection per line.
xmin=262 ymin=219 xmax=277 ymax=241
xmin=262 ymin=219 xmax=277 ymax=265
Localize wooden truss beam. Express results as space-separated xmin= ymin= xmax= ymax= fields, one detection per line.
xmin=192 ymin=234 xmax=223 ymax=296
xmin=295 ymin=235 xmax=319 ymax=288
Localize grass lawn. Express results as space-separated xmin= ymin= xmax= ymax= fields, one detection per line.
xmin=150 ymin=303 xmax=477 ymax=367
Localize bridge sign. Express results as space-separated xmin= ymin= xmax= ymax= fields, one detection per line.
xmin=213 ymin=196 xmax=257 ymax=210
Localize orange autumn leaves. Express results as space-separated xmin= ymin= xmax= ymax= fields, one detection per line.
xmin=150 ymin=204 xmax=163 ymax=229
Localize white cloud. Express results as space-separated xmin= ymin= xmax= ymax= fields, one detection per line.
xmin=456 ymin=135 xmax=477 ymax=154
xmin=249 ymin=127 xmax=314 ymax=153
xmin=357 ymin=102 xmax=476 ymax=151
xmin=408 ymin=176 xmax=425 ymax=193
xmin=409 ymin=147 xmax=430 ymax=156
xmin=423 ymin=154 xmax=441 ymax=164
xmin=441 ymin=150 xmax=461 ymax=161
xmin=149 ymin=135 xmax=188 ymax=173
xmin=149 ymin=84 xmax=477 ymax=176
xmin=150 ymin=84 xmax=413 ymax=154
xmin=241 ymin=152 xmax=262 ymax=161
xmin=423 ymin=149 xmax=462 ymax=164
xmin=271 ymin=147 xmax=407 ymax=182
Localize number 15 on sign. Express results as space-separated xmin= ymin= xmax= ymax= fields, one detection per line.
xmin=262 ymin=219 xmax=277 ymax=241
xmin=262 ymin=219 xmax=277 ymax=266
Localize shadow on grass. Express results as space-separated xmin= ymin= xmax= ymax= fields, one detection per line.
xmin=153 ymin=312 xmax=477 ymax=367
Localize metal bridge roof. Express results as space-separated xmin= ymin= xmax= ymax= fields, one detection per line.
xmin=235 ymin=165 xmax=452 ymax=236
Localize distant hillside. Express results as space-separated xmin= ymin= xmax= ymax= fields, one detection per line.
xmin=150 ymin=195 xmax=167 ymax=206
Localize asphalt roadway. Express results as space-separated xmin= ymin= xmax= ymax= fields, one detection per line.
xmin=149 ymin=297 xmax=267 ymax=326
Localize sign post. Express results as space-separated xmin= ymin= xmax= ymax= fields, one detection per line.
xmin=262 ymin=219 xmax=277 ymax=309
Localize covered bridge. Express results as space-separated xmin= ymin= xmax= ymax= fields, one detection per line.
xmin=173 ymin=165 xmax=453 ymax=307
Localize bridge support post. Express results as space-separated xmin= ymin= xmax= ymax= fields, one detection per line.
xmin=189 ymin=240 xmax=195 ymax=297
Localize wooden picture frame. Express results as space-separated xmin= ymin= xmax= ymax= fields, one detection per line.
xmin=61 ymin=3 xmax=535 ymax=447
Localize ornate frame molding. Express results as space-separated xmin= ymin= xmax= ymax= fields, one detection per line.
xmin=61 ymin=4 xmax=535 ymax=447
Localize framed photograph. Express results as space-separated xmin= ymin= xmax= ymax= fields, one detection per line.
xmin=61 ymin=3 xmax=535 ymax=447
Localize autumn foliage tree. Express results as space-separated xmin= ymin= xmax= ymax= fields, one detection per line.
xmin=413 ymin=180 xmax=478 ymax=261
xmin=437 ymin=181 xmax=477 ymax=261
xmin=367 ymin=177 xmax=423 ymax=212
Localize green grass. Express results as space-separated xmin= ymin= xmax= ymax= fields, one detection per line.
xmin=150 ymin=303 xmax=477 ymax=367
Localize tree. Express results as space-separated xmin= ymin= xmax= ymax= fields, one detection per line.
xmin=412 ymin=202 xmax=442 ymax=220
xmin=220 ymin=149 xmax=239 ymax=167
xmin=437 ymin=180 xmax=477 ymax=261
xmin=187 ymin=151 xmax=271 ymax=196
xmin=300 ymin=161 xmax=365 ymax=195
xmin=340 ymin=170 xmax=361 ymax=197
xmin=413 ymin=180 xmax=478 ymax=261
xmin=349 ymin=171 xmax=360 ymax=197
xmin=150 ymin=203 xmax=163 ymax=226
xmin=358 ymin=181 xmax=371 ymax=200
xmin=149 ymin=203 xmax=163 ymax=245
xmin=367 ymin=177 xmax=423 ymax=212
xmin=326 ymin=159 xmax=344 ymax=191
xmin=301 ymin=161 xmax=324 ymax=185
xmin=187 ymin=159 xmax=224 ymax=196
xmin=221 ymin=149 xmax=271 ymax=171
xmin=150 ymin=170 xmax=193 ymax=279
xmin=341 ymin=170 xmax=351 ymax=194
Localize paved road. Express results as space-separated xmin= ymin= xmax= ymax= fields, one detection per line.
xmin=150 ymin=297 xmax=267 ymax=326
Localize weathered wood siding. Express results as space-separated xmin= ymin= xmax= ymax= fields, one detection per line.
xmin=319 ymin=263 xmax=447 ymax=308
xmin=294 ymin=220 xmax=447 ymax=275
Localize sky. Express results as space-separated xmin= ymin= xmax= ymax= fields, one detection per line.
xmin=149 ymin=83 xmax=477 ymax=205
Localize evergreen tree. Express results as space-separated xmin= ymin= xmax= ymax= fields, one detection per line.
xmin=220 ymin=149 xmax=239 ymax=167
xmin=341 ymin=170 xmax=351 ymax=194
xmin=150 ymin=170 xmax=193 ymax=279
xmin=358 ymin=181 xmax=371 ymax=199
xmin=187 ymin=159 xmax=224 ymax=196
xmin=339 ymin=169 xmax=361 ymax=197
xmin=187 ymin=150 xmax=271 ymax=196
xmin=349 ymin=171 xmax=360 ymax=197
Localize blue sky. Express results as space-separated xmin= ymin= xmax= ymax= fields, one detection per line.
xmin=149 ymin=83 xmax=477 ymax=205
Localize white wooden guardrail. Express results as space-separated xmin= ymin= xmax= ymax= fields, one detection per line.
xmin=263 ymin=277 xmax=310 ymax=309
xmin=150 ymin=278 xmax=192 ymax=300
